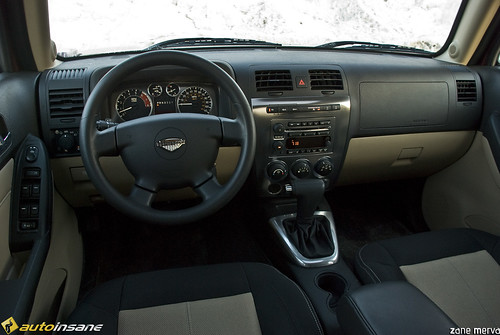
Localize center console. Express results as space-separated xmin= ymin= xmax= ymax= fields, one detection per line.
xmin=250 ymin=68 xmax=354 ymax=334
xmin=252 ymin=96 xmax=350 ymax=197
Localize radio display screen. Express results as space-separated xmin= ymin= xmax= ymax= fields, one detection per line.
xmin=286 ymin=136 xmax=328 ymax=149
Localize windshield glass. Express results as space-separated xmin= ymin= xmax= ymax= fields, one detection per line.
xmin=49 ymin=0 xmax=463 ymax=57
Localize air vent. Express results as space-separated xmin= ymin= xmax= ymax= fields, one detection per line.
xmin=255 ymin=70 xmax=293 ymax=92
xmin=48 ymin=89 xmax=84 ymax=118
xmin=309 ymin=70 xmax=343 ymax=90
xmin=456 ymin=80 xmax=477 ymax=102
xmin=49 ymin=68 xmax=85 ymax=80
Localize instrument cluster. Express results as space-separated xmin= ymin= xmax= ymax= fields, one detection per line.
xmin=110 ymin=82 xmax=217 ymax=121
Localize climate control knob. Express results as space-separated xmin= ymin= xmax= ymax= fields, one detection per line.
xmin=267 ymin=161 xmax=288 ymax=181
xmin=291 ymin=159 xmax=311 ymax=179
xmin=314 ymin=157 xmax=334 ymax=176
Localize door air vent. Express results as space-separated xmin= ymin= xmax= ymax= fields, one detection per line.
xmin=309 ymin=70 xmax=344 ymax=90
xmin=255 ymin=70 xmax=293 ymax=92
xmin=456 ymin=80 xmax=477 ymax=102
xmin=49 ymin=68 xmax=86 ymax=80
xmin=48 ymin=89 xmax=84 ymax=118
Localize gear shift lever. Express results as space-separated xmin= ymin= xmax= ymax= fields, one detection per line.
xmin=293 ymin=179 xmax=325 ymax=222
xmin=283 ymin=179 xmax=334 ymax=258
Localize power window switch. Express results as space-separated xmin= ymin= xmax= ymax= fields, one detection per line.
xmin=21 ymin=185 xmax=31 ymax=197
xmin=20 ymin=205 xmax=29 ymax=218
xmin=30 ymin=204 xmax=39 ymax=218
xmin=31 ymin=184 xmax=40 ymax=196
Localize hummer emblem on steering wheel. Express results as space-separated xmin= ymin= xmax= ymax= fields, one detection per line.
xmin=156 ymin=138 xmax=186 ymax=152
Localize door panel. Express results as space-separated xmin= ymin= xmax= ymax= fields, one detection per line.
xmin=0 ymin=159 xmax=13 ymax=279
xmin=0 ymin=72 xmax=49 ymax=325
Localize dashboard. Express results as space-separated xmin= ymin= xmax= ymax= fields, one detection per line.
xmin=37 ymin=48 xmax=483 ymax=205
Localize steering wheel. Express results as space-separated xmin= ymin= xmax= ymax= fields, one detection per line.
xmin=80 ymin=51 xmax=256 ymax=224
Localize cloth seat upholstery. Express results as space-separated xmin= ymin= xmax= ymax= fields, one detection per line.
xmin=67 ymin=262 xmax=324 ymax=335
xmin=355 ymin=228 xmax=500 ymax=328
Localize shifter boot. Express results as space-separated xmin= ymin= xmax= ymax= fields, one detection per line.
xmin=283 ymin=215 xmax=334 ymax=258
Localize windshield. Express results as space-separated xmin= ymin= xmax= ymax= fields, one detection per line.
xmin=49 ymin=0 xmax=463 ymax=57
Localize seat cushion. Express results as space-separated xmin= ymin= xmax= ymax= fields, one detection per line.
xmin=355 ymin=228 xmax=500 ymax=328
xmin=355 ymin=228 xmax=500 ymax=284
xmin=67 ymin=263 xmax=323 ymax=335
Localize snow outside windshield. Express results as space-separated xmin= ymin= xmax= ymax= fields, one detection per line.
xmin=49 ymin=0 xmax=462 ymax=57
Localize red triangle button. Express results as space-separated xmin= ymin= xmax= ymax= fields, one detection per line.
xmin=296 ymin=76 xmax=308 ymax=88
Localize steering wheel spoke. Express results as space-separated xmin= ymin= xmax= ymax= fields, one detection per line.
xmin=220 ymin=117 xmax=244 ymax=146
xmin=194 ymin=175 xmax=223 ymax=201
xmin=94 ymin=127 xmax=118 ymax=157
xmin=129 ymin=184 xmax=157 ymax=207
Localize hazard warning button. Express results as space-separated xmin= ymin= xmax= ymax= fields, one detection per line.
xmin=295 ymin=76 xmax=308 ymax=88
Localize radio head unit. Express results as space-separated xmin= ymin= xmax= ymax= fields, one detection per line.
xmin=251 ymin=97 xmax=350 ymax=197
xmin=271 ymin=117 xmax=335 ymax=156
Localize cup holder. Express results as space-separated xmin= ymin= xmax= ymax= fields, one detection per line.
xmin=317 ymin=273 xmax=347 ymax=310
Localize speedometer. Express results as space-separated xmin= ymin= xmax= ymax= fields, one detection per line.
xmin=177 ymin=86 xmax=213 ymax=114
xmin=115 ymin=89 xmax=153 ymax=121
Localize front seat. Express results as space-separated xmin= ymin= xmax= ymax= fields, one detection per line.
xmin=354 ymin=228 xmax=500 ymax=328
xmin=67 ymin=262 xmax=323 ymax=335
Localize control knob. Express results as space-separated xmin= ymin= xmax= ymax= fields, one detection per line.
xmin=314 ymin=157 xmax=334 ymax=176
xmin=273 ymin=123 xmax=285 ymax=134
xmin=291 ymin=159 xmax=311 ymax=179
xmin=58 ymin=134 xmax=76 ymax=153
xmin=267 ymin=161 xmax=288 ymax=181
xmin=273 ymin=141 xmax=284 ymax=152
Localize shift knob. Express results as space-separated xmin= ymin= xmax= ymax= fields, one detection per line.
xmin=292 ymin=179 xmax=325 ymax=220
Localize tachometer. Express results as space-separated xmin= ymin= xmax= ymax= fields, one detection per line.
xmin=177 ymin=86 xmax=213 ymax=114
xmin=115 ymin=89 xmax=153 ymax=121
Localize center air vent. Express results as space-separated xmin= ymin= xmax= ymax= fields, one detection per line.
xmin=309 ymin=70 xmax=343 ymax=90
xmin=255 ymin=70 xmax=293 ymax=92
xmin=48 ymin=89 xmax=84 ymax=118
xmin=456 ymin=80 xmax=477 ymax=102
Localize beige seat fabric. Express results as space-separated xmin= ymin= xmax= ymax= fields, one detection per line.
xmin=400 ymin=250 xmax=500 ymax=328
xmin=118 ymin=293 xmax=262 ymax=335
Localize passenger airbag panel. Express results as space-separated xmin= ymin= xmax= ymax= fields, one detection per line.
xmin=360 ymin=82 xmax=449 ymax=129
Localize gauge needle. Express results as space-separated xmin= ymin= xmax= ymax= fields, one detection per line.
xmin=118 ymin=106 xmax=132 ymax=115
xmin=178 ymin=103 xmax=193 ymax=106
